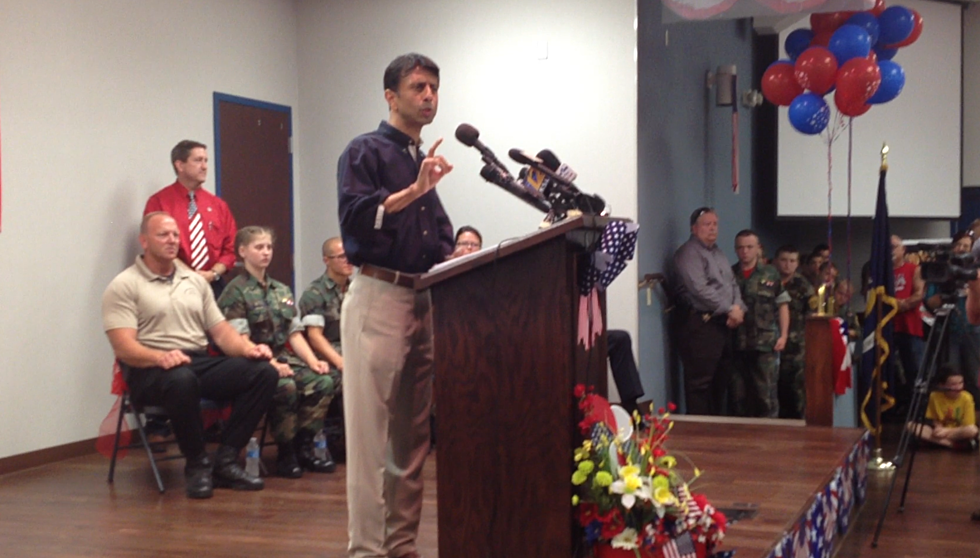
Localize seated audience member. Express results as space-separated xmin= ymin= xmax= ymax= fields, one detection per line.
xmin=300 ymin=237 xmax=353 ymax=372
xmin=906 ymin=365 xmax=978 ymax=450
xmin=217 ymin=227 xmax=339 ymax=477
xmin=453 ymin=225 xmax=483 ymax=257
xmin=102 ymin=212 xmax=278 ymax=499
xmin=607 ymin=330 xmax=646 ymax=417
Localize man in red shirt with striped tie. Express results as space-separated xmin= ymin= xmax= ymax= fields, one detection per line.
xmin=144 ymin=140 xmax=238 ymax=298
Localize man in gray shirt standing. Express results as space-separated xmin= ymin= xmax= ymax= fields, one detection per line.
xmin=673 ymin=207 xmax=745 ymax=415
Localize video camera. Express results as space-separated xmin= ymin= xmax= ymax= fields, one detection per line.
xmin=909 ymin=242 xmax=980 ymax=294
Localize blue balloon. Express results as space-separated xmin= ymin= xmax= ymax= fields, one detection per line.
xmin=878 ymin=6 xmax=914 ymax=46
xmin=785 ymin=29 xmax=815 ymax=60
xmin=873 ymin=43 xmax=898 ymax=61
xmin=829 ymin=24 xmax=872 ymax=65
xmin=789 ymin=93 xmax=830 ymax=135
xmin=868 ymin=60 xmax=905 ymax=104
xmin=846 ymin=12 xmax=880 ymax=46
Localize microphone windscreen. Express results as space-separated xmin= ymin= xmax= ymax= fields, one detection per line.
xmin=455 ymin=123 xmax=480 ymax=147
xmin=508 ymin=149 xmax=540 ymax=166
xmin=536 ymin=149 xmax=561 ymax=171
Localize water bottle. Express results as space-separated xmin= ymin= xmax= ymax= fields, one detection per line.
xmin=313 ymin=430 xmax=328 ymax=461
xmin=245 ymin=437 xmax=260 ymax=477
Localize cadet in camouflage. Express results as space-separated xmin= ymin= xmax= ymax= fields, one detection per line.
xmin=217 ymin=227 xmax=338 ymax=478
xmin=774 ymin=245 xmax=817 ymax=419
xmin=731 ymin=231 xmax=790 ymax=418
xmin=299 ymin=237 xmax=352 ymax=371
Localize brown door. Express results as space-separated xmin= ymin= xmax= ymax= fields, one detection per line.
xmin=214 ymin=93 xmax=294 ymax=290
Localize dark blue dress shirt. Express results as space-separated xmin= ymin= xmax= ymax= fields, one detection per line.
xmin=337 ymin=121 xmax=454 ymax=274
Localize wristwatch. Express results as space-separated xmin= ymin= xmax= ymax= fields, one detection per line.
xmin=212 ymin=270 xmax=222 ymax=282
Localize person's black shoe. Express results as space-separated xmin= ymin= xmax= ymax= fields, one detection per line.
xmin=212 ymin=445 xmax=264 ymax=491
xmin=295 ymin=431 xmax=336 ymax=473
xmin=276 ymin=443 xmax=303 ymax=479
xmin=184 ymin=453 xmax=214 ymax=499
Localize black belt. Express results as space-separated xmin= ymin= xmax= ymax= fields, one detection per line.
xmin=359 ymin=264 xmax=417 ymax=289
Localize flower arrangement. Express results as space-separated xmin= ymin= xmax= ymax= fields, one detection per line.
xmin=572 ymin=385 xmax=728 ymax=558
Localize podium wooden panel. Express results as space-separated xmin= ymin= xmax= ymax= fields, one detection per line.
xmin=418 ymin=216 xmax=610 ymax=558
xmin=804 ymin=316 xmax=835 ymax=427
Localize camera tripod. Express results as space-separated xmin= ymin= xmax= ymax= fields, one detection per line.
xmin=871 ymin=301 xmax=955 ymax=547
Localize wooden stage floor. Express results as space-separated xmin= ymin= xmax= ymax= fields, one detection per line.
xmin=0 ymin=419 xmax=976 ymax=557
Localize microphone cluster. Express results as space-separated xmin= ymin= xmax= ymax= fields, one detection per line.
xmin=454 ymin=123 xmax=605 ymax=221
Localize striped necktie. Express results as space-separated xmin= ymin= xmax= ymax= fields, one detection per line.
xmin=187 ymin=190 xmax=210 ymax=270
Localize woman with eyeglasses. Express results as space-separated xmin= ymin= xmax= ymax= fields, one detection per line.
xmin=453 ymin=225 xmax=482 ymax=257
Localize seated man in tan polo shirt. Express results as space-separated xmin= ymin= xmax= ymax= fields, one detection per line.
xmin=102 ymin=212 xmax=278 ymax=499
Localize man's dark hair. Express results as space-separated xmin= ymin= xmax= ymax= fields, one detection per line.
xmin=455 ymin=225 xmax=482 ymax=245
xmin=775 ymin=244 xmax=799 ymax=258
xmin=811 ymin=243 xmax=830 ymax=256
xmin=689 ymin=207 xmax=714 ymax=227
xmin=934 ymin=364 xmax=963 ymax=387
xmin=384 ymin=53 xmax=440 ymax=92
xmin=171 ymin=140 xmax=207 ymax=174
xmin=735 ymin=229 xmax=758 ymax=240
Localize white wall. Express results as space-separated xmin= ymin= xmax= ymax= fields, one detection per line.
xmin=294 ymin=0 xmax=639 ymax=347
xmin=0 ymin=0 xmax=300 ymax=459
xmin=964 ymin=4 xmax=980 ymax=187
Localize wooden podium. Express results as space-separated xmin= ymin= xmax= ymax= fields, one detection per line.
xmin=804 ymin=316 xmax=836 ymax=427
xmin=414 ymin=216 xmax=611 ymax=558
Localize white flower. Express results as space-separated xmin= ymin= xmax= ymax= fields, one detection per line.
xmin=611 ymin=527 xmax=639 ymax=550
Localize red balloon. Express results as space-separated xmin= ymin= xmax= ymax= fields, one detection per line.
xmin=886 ymin=9 xmax=923 ymax=48
xmin=867 ymin=0 xmax=887 ymax=17
xmin=836 ymin=58 xmax=882 ymax=106
xmin=794 ymin=47 xmax=838 ymax=95
xmin=762 ymin=62 xmax=804 ymax=106
xmin=810 ymin=12 xmax=848 ymax=34
xmin=812 ymin=30 xmax=834 ymax=47
xmin=835 ymin=90 xmax=872 ymax=117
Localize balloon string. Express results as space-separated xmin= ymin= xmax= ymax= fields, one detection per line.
xmin=827 ymin=133 xmax=833 ymax=258
xmin=846 ymin=117 xmax=854 ymax=317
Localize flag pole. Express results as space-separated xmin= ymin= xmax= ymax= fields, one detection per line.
xmin=869 ymin=143 xmax=895 ymax=471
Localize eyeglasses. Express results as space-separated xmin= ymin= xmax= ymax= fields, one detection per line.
xmin=456 ymin=241 xmax=481 ymax=249
xmin=327 ymin=253 xmax=348 ymax=261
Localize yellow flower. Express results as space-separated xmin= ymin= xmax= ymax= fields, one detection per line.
xmin=619 ymin=465 xmax=640 ymax=478
xmin=652 ymin=474 xmax=670 ymax=491
xmin=577 ymin=460 xmax=595 ymax=474
xmin=572 ymin=470 xmax=588 ymax=486
xmin=658 ymin=455 xmax=677 ymax=469
xmin=594 ymin=471 xmax=613 ymax=487
xmin=624 ymin=475 xmax=642 ymax=492
xmin=653 ymin=485 xmax=678 ymax=506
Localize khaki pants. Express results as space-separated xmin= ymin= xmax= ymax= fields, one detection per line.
xmin=342 ymin=272 xmax=433 ymax=558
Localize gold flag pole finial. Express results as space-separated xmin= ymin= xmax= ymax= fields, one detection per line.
xmin=880 ymin=143 xmax=889 ymax=172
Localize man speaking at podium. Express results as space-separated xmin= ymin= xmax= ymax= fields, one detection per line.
xmin=337 ymin=53 xmax=454 ymax=558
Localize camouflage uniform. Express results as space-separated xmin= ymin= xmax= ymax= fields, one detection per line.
xmin=778 ymin=274 xmax=816 ymax=419
xmin=217 ymin=273 xmax=337 ymax=445
xmin=732 ymin=263 xmax=791 ymax=417
xmin=298 ymin=273 xmax=344 ymax=359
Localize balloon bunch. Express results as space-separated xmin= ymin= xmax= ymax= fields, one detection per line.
xmin=761 ymin=0 xmax=922 ymax=135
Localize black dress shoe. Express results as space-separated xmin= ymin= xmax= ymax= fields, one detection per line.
xmin=184 ymin=454 xmax=214 ymax=499
xmin=213 ymin=445 xmax=264 ymax=491
xmin=276 ymin=443 xmax=304 ymax=479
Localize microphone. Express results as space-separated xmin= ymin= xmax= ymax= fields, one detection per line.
xmin=479 ymin=164 xmax=550 ymax=213
xmin=455 ymin=123 xmax=512 ymax=174
xmin=509 ymin=148 xmax=606 ymax=217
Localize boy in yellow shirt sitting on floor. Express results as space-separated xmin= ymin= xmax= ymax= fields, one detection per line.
xmin=907 ymin=364 xmax=978 ymax=450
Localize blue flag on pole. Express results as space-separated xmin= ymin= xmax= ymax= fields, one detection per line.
xmin=860 ymin=168 xmax=898 ymax=434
